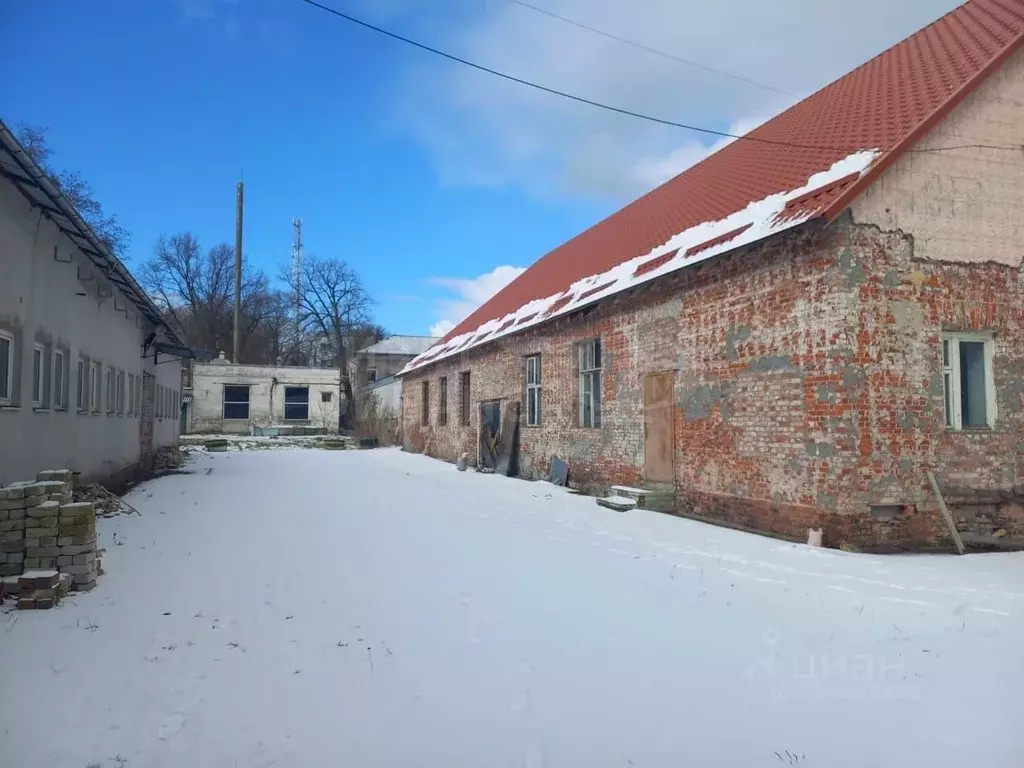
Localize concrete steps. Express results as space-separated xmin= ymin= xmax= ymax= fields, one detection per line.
xmin=597 ymin=483 xmax=677 ymax=514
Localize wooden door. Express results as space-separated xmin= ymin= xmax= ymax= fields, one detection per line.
xmin=643 ymin=372 xmax=674 ymax=483
xmin=479 ymin=401 xmax=501 ymax=469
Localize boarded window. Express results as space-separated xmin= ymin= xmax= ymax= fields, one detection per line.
xmin=223 ymin=385 xmax=251 ymax=420
xmin=421 ymin=380 xmax=430 ymax=426
xmin=578 ymin=339 xmax=601 ymax=428
xmin=942 ymin=334 xmax=995 ymax=430
xmin=438 ymin=377 xmax=448 ymax=426
xmin=525 ymin=355 xmax=541 ymax=426
xmin=459 ymin=371 xmax=471 ymax=426
xmin=284 ymin=386 xmax=310 ymax=420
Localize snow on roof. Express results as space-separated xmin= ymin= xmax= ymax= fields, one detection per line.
xmin=359 ymin=336 xmax=439 ymax=356
xmin=401 ymin=0 xmax=1024 ymax=375
xmin=402 ymin=150 xmax=879 ymax=373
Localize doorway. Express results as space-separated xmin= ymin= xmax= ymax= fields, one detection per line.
xmin=643 ymin=371 xmax=674 ymax=483
xmin=479 ymin=401 xmax=501 ymax=470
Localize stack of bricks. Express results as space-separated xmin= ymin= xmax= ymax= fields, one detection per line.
xmin=57 ymin=501 xmax=98 ymax=591
xmin=0 ymin=486 xmax=27 ymax=577
xmin=10 ymin=570 xmax=72 ymax=610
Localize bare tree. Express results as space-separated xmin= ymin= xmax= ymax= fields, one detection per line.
xmin=141 ymin=232 xmax=273 ymax=361
xmin=284 ymin=255 xmax=373 ymax=430
xmin=16 ymin=123 xmax=131 ymax=259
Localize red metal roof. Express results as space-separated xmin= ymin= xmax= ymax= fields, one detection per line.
xmin=438 ymin=0 xmax=1024 ymax=347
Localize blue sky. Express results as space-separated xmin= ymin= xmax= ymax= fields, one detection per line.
xmin=2 ymin=0 xmax=957 ymax=336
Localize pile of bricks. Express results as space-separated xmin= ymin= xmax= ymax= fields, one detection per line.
xmin=0 ymin=469 xmax=102 ymax=604
xmin=58 ymin=501 xmax=98 ymax=591
xmin=1 ymin=570 xmax=72 ymax=610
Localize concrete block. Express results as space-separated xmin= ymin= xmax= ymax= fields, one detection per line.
xmin=27 ymin=501 xmax=59 ymax=518
xmin=59 ymin=501 xmax=95 ymax=515
xmin=58 ymin=542 xmax=95 ymax=555
xmin=7 ymin=551 xmax=23 ymax=564
xmin=56 ymin=555 xmax=72 ymax=567
xmin=3 ymin=531 xmax=25 ymax=542
xmin=19 ymin=570 xmax=59 ymax=590
xmin=0 ymin=520 xmax=23 ymax=533
xmin=0 ymin=498 xmax=26 ymax=511
xmin=26 ymin=547 xmax=60 ymax=558
xmin=8 ymin=509 xmax=25 ymax=521
xmin=0 ymin=486 xmax=25 ymax=501
xmin=25 ymin=527 xmax=59 ymax=538
xmin=38 ymin=469 xmax=74 ymax=483
xmin=0 ymin=540 xmax=25 ymax=553
xmin=58 ymin=524 xmax=95 ymax=539
xmin=0 ymin=564 xmax=22 ymax=577
xmin=23 ymin=538 xmax=39 ymax=548
xmin=23 ymin=558 xmax=42 ymax=570
xmin=16 ymin=597 xmax=36 ymax=609
xmin=63 ymin=563 xmax=97 ymax=575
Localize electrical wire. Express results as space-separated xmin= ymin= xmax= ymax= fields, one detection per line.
xmin=502 ymin=0 xmax=796 ymax=98
xmin=305 ymin=1 xmax=1024 ymax=156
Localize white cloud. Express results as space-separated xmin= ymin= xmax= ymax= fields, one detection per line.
xmin=391 ymin=0 xmax=961 ymax=199
xmin=427 ymin=265 xmax=527 ymax=337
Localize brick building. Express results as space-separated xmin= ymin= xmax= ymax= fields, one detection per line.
xmin=399 ymin=0 xmax=1024 ymax=550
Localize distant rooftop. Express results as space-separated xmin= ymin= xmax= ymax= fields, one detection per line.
xmin=358 ymin=335 xmax=438 ymax=356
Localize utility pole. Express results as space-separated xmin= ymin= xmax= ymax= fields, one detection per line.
xmin=233 ymin=181 xmax=244 ymax=364
xmin=291 ymin=217 xmax=303 ymax=318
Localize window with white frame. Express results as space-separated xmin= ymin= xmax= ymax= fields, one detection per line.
xmin=0 ymin=330 xmax=13 ymax=405
xmin=77 ymin=357 xmax=86 ymax=411
xmin=127 ymin=373 xmax=135 ymax=416
xmin=223 ymin=385 xmax=251 ymax=420
xmin=32 ymin=344 xmax=44 ymax=407
xmin=135 ymin=376 xmax=142 ymax=418
xmin=942 ymin=334 xmax=995 ymax=430
xmin=90 ymin=362 xmax=100 ymax=412
xmin=284 ymin=386 xmax=309 ymax=420
xmin=106 ymin=366 xmax=115 ymax=413
xmin=578 ymin=339 xmax=601 ymax=428
xmin=53 ymin=350 xmax=65 ymax=409
xmin=526 ymin=354 xmax=541 ymax=426
xmin=157 ymin=385 xmax=164 ymax=419
xmin=116 ymin=371 xmax=125 ymax=414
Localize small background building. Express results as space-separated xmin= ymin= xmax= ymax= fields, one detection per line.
xmin=352 ymin=336 xmax=438 ymax=390
xmin=186 ymin=354 xmax=343 ymax=434
xmin=0 ymin=120 xmax=187 ymax=485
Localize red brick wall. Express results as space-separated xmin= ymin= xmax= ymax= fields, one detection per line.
xmin=402 ymin=217 xmax=1024 ymax=550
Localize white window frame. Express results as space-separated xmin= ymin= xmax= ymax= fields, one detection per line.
xmin=127 ymin=373 xmax=134 ymax=416
xmin=90 ymin=362 xmax=100 ymax=412
xmin=223 ymin=384 xmax=251 ymax=420
xmin=53 ymin=349 xmax=65 ymax=409
xmin=942 ymin=333 xmax=996 ymax=431
xmin=0 ymin=329 xmax=13 ymax=405
xmin=526 ymin=354 xmax=541 ymax=426
xmin=578 ymin=339 xmax=602 ymax=428
xmin=283 ymin=386 xmax=310 ymax=421
xmin=116 ymin=370 xmax=125 ymax=415
xmin=32 ymin=343 xmax=45 ymax=407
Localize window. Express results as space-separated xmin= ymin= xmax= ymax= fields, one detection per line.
xmin=31 ymin=344 xmax=44 ymax=406
xmin=421 ymin=380 xmax=430 ymax=426
xmin=90 ymin=362 xmax=100 ymax=412
xmin=526 ymin=355 xmax=541 ymax=426
xmin=135 ymin=376 xmax=142 ymax=418
xmin=116 ymin=371 xmax=125 ymax=414
xmin=579 ymin=339 xmax=602 ymax=428
xmin=223 ymin=385 xmax=250 ymax=420
xmin=321 ymin=391 xmax=332 ymax=403
xmin=106 ymin=367 xmax=115 ymax=413
xmin=284 ymin=386 xmax=309 ymax=420
xmin=942 ymin=334 xmax=995 ymax=430
xmin=459 ymin=371 xmax=471 ymax=426
xmin=127 ymin=373 xmax=135 ymax=416
xmin=77 ymin=357 xmax=86 ymax=411
xmin=437 ymin=377 xmax=448 ymax=426
xmin=53 ymin=350 xmax=65 ymax=409
xmin=0 ymin=330 xmax=13 ymax=405
xmin=367 ymin=367 xmax=378 ymax=384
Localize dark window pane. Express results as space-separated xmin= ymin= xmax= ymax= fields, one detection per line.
xmin=284 ymin=403 xmax=309 ymax=420
xmin=960 ymin=341 xmax=987 ymax=427
xmin=223 ymin=402 xmax=249 ymax=419
xmin=224 ymin=385 xmax=250 ymax=403
xmin=321 ymin=392 xmax=332 ymax=403
xmin=0 ymin=337 xmax=10 ymax=398
xmin=284 ymin=386 xmax=309 ymax=404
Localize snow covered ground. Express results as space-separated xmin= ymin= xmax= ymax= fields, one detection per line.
xmin=2 ymin=448 xmax=1022 ymax=767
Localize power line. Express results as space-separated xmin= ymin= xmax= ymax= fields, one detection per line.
xmin=296 ymin=0 xmax=1020 ymax=156
xmin=502 ymin=0 xmax=795 ymax=98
